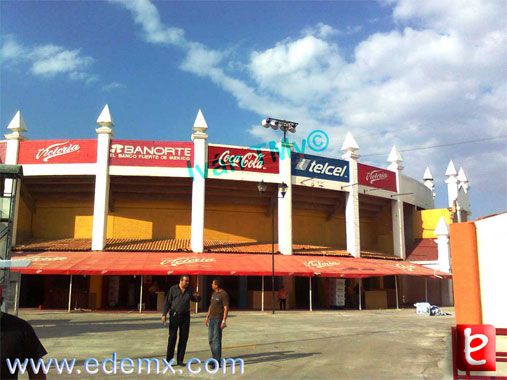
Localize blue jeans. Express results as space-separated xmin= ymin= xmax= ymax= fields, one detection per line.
xmin=208 ymin=318 xmax=222 ymax=361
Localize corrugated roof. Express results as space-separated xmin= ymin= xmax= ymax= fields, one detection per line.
xmin=13 ymin=238 xmax=401 ymax=260
xmin=13 ymin=239 xmax=92 ymax=251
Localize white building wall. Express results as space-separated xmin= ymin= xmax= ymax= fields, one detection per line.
xmin=400 ymin=175 xmax=434 ymax=210
xmin=475 ymin=213 xmax=507 ymax=328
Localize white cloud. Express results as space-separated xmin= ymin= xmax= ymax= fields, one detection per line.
xmin=0 ymin=35 xmax=26 ymax=63
xmin=109 ymin=0 xmax=185 ymax=46
xmin=29 ymin=45 xmax=94 ymax=78
xmin=1 ymin=36 xmax=96 ymax=83
xmin=115 ymin=0 xmax=507 ymax=216
xmin=180 ymin=43 xmax=225 ymax=76
xmin=249 ymin=34 xmax=345 ymax=104
xmin=101 ymin=82 xmax=126 ymax=92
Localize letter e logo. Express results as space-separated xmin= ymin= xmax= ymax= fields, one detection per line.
xmin=457 ymin=324 xmax=496 ymax=371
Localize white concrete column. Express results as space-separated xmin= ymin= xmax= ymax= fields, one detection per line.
xmin=434 ymin=216 xmax=450 ymax=273
xmin=341 ymin=132 xmax=360 ymax=257
xmin=261 ymin=276 xmax=265 ymax=312
xmin=190 ymin=110 xmax=208 ymax=253
xmin=388 ymin=146 xmax=406 ymax=259
xmin=4 ymin=111 xmax=27 ymax=247
xmin=423 ymin=167 xmax=435 ymax=199
xmin=139 ymin=275 xmax=144 ymax=313
xmin=457 ymin=167 xmax=469 ymax=195
xmin=67 ymin=275 xmax=73 ymax=313
xmin=435 ymin=216 xmax=454 ymax=306
xmin=457 ymin=167 xmax=471 ymax=222
xmin=13 ymin=273 xmax=21 ymax=316
xmin=91 ymin=105 xmax=113 ymax=251
xmin=277 ymin=141 xmax=292 ymax=255
xmin=445 ymin=160 xmax=458 ymax=208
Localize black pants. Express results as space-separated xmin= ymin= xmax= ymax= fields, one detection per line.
xmin=166 ymin=312 xmax=190 ymax=364
xmin=279 ymin=299 xmax=286 ymax=310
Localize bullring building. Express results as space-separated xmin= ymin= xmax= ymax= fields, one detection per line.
xmin=1 ymin=106 xmax=470 ymax=313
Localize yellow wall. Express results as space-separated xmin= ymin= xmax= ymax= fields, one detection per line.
xmin=32 ymin=201 xmax=93 ymax=240
xmin=89 ymin=275 xmax=103 ymax=309
xmin=107 ymin=200 xmax=191 ymax=239
xmin=205 ymin=203 xmax=273 ymax=242
xmin=413 ymin=208 xmax=452 ymax=239
xmin=16 ymin=196 xmax=33 ymax=242
xmin=293 ymin=209 xmax=346 ymax=247
xmin=359 ymin=206 xmax=393 ymax=254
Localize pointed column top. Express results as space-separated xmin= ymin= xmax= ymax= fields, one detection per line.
xmin=5 ymin=110 xmax=28 ymax=140
xmin=434 ymin=216 xmax=449 ymax=236
xmin=96 ymin=104 xmax=113 ymax=135
xmin=341 ymin=131 xmax=359 ymax=160
xmin=193 ymin=109 xmax=208 ymax=132
xmin=445 ymin=160 xmax=457 ymax=177
xmin=423 ymin=166 xmax=433 ymax=180
xmin=387 ymin=145 xmax=403 ymax=171
xmin=97 ymin=104 xmax=114 ymax=127
xmin=457 ymin=167 xmax=468 ymax=183
xmin=387 ymin=145 xmax=403 ymax=163
xmin=341 ymin=131 xmax=359 ymax=151
xmin=192 ymin=109 xmax=208 ymax=141
xmin=423 ymin=166 xmax=435 ymax=198
xmin=458 ymin=167 xmax=470 ymax=192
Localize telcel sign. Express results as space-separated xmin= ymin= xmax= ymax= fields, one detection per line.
xmin=292 ymin=153 xmax=349 ymax=182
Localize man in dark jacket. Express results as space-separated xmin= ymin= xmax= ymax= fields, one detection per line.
xmin=161 ymin=275 xmax=200 ymax=366
xmin=0 ymin=286 xmax=47 ymax=379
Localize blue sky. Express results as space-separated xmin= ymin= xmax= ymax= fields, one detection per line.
xmin=1 ymin=0 xmax=506 ymax=218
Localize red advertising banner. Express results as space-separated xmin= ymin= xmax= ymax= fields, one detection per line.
xmin=18 ymin=140 xmax=97 ymax=164
xmin=109 ymin=140 xmax=193 ymax=167
xmin=208 ymin=146 xmax=279 ymax=174
xmin=358 ymin=163 xmax=397 ymax=192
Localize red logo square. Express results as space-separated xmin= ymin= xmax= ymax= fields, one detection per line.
xmin=457 ymin=324 xmax=496 ymax=371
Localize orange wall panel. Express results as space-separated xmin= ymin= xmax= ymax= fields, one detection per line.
xmin=450 ymin=222 xmax=482 ymax=324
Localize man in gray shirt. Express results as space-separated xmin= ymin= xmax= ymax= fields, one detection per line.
xmin=161 ymin=275 xmax=200 ymax=366
xmin=205 ymin=278 xmax=229 ymax=362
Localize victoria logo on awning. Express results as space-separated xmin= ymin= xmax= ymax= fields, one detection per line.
xmin=292 ymin=153 xmax=349 ymax=182
xmin=160 ymin=257 xmax=216 ymax=266
xmin=14 ymin=256 xmax=67 ymax=262
xmin=304 ymin=260 xmax=341 ymax=269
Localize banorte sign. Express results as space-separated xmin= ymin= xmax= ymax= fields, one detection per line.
xmin=208 ymin=146 xmax=279 ymax=174
xmin=110 ymin=140 xmax=193 ymax=167
xmin=18 ymin=140 xmax=97 ymax=164
xmin=358 ymin=163 xmax=397 ymax=192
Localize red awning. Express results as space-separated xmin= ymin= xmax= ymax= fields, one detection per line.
xmin=10 ymin=251 xmax=450 ymax=278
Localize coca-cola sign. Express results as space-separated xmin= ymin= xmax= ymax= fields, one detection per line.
xmin=160 ymin=257 xmax=216 ymax=266
xmin=358 ymin=163 xmax=397 ymax=192
xmin=18 ymin=140 xmax=97 ymax=164
xmin=110 ymin=140 xmax=193 ymax=167
xmin=208 ymin=146 xmax=279 ymax=174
